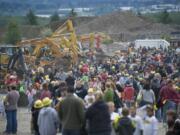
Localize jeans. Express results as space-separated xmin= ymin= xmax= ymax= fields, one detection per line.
xmin=155 ymin=108 xmax=162 ymax=122
xmin=125 ymin=101 xmax=133 ymax=108
xmin=162 ymin=100 xmax=176 ymax=122
xmin=5 ymin=110 xmax=17 ymax=134
xmin=62 ymin=129 xmax=81 ymax=135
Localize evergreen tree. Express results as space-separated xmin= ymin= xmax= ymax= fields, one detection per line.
xmin=26 ymin=9 xmax=38 ymax=25
xmin=5 ymin=20 xmax=21 ymax=45
xmin=69 ymin=8 xmax=77 ymax=17
xmin=50 ymin=12 xmax=60 ymax=23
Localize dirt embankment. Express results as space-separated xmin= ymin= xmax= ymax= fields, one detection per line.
xmin=75 ymin=11 xmax=178 ymax=41
xmin=0 ymin=12 xmax=179 ymax=42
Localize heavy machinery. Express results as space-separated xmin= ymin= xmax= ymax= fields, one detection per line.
xmin=51 ymin=19 xmax=79 ymax=64
xmin=0 ymin=45 xmax=28 ymax=84
xmin=1 ymin=20 xmax=112 ymax=76
xmin=17 ymin=20 xmax=79 ymax=69
xmin=79 ymin=32 xmax=112 ymax=51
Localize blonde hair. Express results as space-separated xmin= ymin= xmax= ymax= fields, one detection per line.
xmin=105 ymin=82 xmax=112 ymax=89
xmin=107 ymin=101 xmax=115 ymax=107
xmin=94 ymin=91 xmax=104 ymax=101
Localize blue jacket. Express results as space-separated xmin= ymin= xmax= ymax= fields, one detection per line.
xmin=38 ymin=107 xmax=59 ymax=135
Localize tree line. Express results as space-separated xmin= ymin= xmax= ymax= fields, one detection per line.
xmin=4 ymin=9 xmax=77 ymax=45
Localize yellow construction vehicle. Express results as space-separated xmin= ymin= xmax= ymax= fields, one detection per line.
xmin=79 ymin=33 xmax=95 ymax=51
xmin=51 ymin=20 xmax=79 ymax=63
xmin=0 ymin=45 xmax=28 ymax=84
xmin=79 ymin=32 xmax=112 ymax=51
xmin=17 ymin=20 xmax=79 ymax=68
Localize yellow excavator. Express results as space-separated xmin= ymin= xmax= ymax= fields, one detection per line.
xmin=0 ymin=45 xmax=29 ymax=84
xmin=17 ymin=20 xmax=79 ymax=68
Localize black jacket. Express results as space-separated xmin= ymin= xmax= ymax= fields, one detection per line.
xmin=75 ymin=86 xmax=87 ymax=99
xmin=118 ymin=117 xmax=135 ymax=135
xmin=86 ymin=101 xmax=111 ymax=134
xmin=65 ymin=76 xmax=75 ymax=87
xmin=32 ymin=108 xmax=41 ymax=135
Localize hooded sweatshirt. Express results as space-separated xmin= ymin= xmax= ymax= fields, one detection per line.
xmin=38 ymin=107 xmax=59 ymax=135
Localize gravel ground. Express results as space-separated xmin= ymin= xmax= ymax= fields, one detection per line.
xmin=0 ymin=107 xmax=166 ymax=135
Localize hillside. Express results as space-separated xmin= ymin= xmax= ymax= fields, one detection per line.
xmin=0 ymin=11 xmax=179 ymax=42
xmin=75 ymin=11 xmax=178 ymax=41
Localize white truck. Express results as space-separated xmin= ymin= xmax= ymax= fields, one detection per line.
xmin=134 ymin=39 xmax=170 ymax=49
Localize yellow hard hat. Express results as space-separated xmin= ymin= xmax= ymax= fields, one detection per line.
xmin=42 ymin=97 xmax=52 ymax=107
xmin=45 ymin=75 xmax=49 ymax=80
xmin=34 ymin=100 xmax=43 ymax=109
xmin=88 ymin=88 xmax=94 ymax=93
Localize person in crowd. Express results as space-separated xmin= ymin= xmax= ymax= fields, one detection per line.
xmin=150 ymin=73 xmax=161 ymax=102
xmin=129 ymin=107 xmax=144 ymax=135
xmin=75 ymin=81 xmax=87 ymax=99
xmin=38 ymin=97 xmax=59 ymax=135
xmin=58 ymin=86 xmax=85 ymax=135
xmin=165 ymin=110 xmax=177 ymax=135
xmin=56 ymin=69 xmax=67 ymax=81
xmin=3 ymin=84 xmax=20 ymax=134
xmin=26 ymin=85 xmax=36 ymax=111
xmin=143 ymin=105 xmax=158 ymax=135
xmin=86 ymin=91 xmax=111 ymax=135
xmin=40 ymin=83 xmax=51 ymax=100
xmin=107 ymin=102 xmax=120 ymax=135
xmin=138 ymin=82 xmax=155 ymax=107
xmin=84 ymin=88 xmax=95 ymax=108
xmin=33 ymin=83 xmax=41 ymax=100
xmin=65 ymin=71 xmax=75 ymax=87
xmin=108 ymin=101 xmax=119 ymax=122
xmin=118 ymin=107 xmax=135 ymax=135
xmin=104 ymin=82 xmax=114 ymax=102
xmin=159 ymin=80 xmax=180 ymax=122
xmin=0 ymin=95 xmax=5 ymax=117
xmin=32 ymin=100 xmax=43 ymax=135
xmin=123 ymin=81 xmax=135 ymax=108
xmin=174 ymin=119 xmax=180 ymax=135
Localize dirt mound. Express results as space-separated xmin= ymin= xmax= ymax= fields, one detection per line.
xmin=75 ymin=11 xmax=176 ymax=41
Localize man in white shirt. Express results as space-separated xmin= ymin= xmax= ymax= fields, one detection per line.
xmin=129 ymin=107 xmax=144 ymax=135
xmin=143 ymin=105 xmax=158 ymax=135
xmin=107 ymin=102 xmax=120 ymax=135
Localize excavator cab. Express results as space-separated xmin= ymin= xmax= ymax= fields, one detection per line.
xmin=0 ymin=45 xmax=28 ymax=84
xmin=0 ymin=46 xmax=19 ymax=68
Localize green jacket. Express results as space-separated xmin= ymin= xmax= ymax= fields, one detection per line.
xmin=58 ymin=94 xmax=85 ymax=130
xmin=104 ymin=89 xmax=114 ymax=102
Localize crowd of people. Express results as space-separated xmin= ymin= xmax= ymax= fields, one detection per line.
xmin=1 ymin=46 xmax=180 ymax=135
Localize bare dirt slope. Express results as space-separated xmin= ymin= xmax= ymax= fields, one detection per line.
xmin=75 ymin=11 xmax=177 ymax=41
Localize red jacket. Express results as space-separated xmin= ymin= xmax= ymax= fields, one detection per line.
xmin=160 ymin=85 xmax=180 ymax=104
xmin=123 ymin=86 xmax=135 ymax=101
